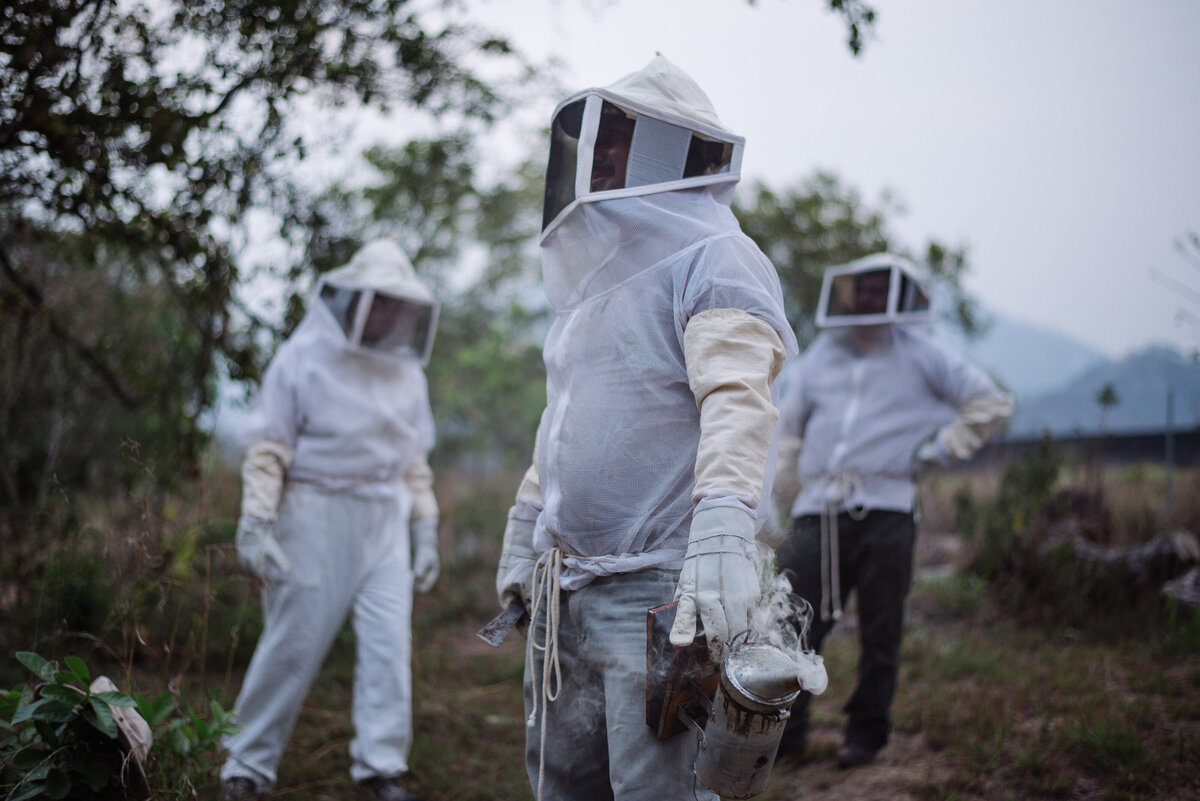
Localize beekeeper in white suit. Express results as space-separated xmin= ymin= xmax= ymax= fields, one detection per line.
xmin=220 ymin=239 xmax=440 ymax=801
xmin=494 ymin=55 xmax=797 ymax=801
xmin=773 ymin=253 xmax=1013 ymax=769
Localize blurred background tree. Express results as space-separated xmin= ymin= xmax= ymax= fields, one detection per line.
xmin=734 ymin=172 xmax=981 ymax=349
xmin=0 ymin=0 xmax=523 ymax=515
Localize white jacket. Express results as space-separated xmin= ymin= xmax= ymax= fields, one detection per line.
xmin=781 ymin=324 xmax=1013 ymax=517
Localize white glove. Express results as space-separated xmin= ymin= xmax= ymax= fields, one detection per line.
xmin=670 ymin=506 xmax=760 ymax=662
xmin=235 ymin=516 xmax=291 ymax=578
xmin=411 ymin=519 xmax=440 ymax=593
xmin=914 ymin=433 xmax=952 ymax=474
xmin=495 ymin=516 xmax=537 ymax=609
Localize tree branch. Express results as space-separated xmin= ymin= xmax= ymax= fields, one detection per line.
xmin=0 ymin=241 xmax=141 ymax=409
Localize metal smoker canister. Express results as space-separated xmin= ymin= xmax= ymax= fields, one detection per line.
xmin=694 ymin=643 xmax=800 ymax=799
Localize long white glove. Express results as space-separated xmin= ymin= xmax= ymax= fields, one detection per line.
xmin=495 ymin=516 xmax=537 ymax=609
xmin=411 ymin=519 xmax=440 ymax=593
xmin=914 ymin=433 xmax=952 ymax=475
xmin=670 ymin=505 xmax=760 ymax=662
xmin=235 ymin=516 xmax=291 ymax=578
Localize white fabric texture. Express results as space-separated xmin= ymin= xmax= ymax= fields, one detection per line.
xmin=540 ymin=55 xmax=744 ymax=242
xmin=237 ymin=294 xmax=435 ymax=500
xmin=604 ymin=54 xmax=730 ymax=132
xmin=324 ymin=238 xmax=435 ymax=305
xmin=938 ymin=393 xmax=1016 ymax=460
xmin=780 ymin=325 xmax=1013 ymax=517
xmin=685 ymin=307 xmax=786 ymax=514
xmin=669 ymin=505 xmax=760 ymax=660
xmin=496 ymin=516 xmax=537 ymax=609
xmin=90 ymin=676 xmax=153 ymax=765
xmin=224 ymin=240 xmax=436 ymax=789
xmin=221 ymin=487 xmax=416 ymax=788
xmin=240 ymin=440 xmax=293 ymax=521
xmin=235 ymin=516 xmax=291 ymax=578
xmin=403 ymin=452 xmax=439 ymax=523
xmin=773 ymin=433 xmax=803 ymax=510
xmin=533 ymin=191 xmax=797 ymax=589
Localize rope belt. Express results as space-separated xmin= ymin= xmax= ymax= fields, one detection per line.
xmin=526 ymin=547 xmax=564 ymax=801
xmin=818 ymin=473 xmax=868 ymax=622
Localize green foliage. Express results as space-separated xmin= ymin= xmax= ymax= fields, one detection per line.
xmin=34 ymin=544 xmax=114 ymax=638
xmin=295 ymin=134 xmax=549 ymax=470
xmin=0 ymin=652 xmax=142 ymax=800
xmin=956 ymin=445 xmax=1200 ymax=635
xmin=733 ymin=172 xmax=981 ymax=348
xmin=0 ymin=0 xmax=521 ymax=507
xmin=135 ymin=692 xmax=240 ymax=798
xmin=957 ymin=436 xmax=1063 ymax=584
xmin=0 ymin=651 xmax=238 ymax=801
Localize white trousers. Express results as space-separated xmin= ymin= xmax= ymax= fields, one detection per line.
xmin=221 ymin=485 xmax=414 ymax=788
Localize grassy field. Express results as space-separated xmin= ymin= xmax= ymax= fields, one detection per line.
xmin=2 ymin=459 xmax=1198 ymax=800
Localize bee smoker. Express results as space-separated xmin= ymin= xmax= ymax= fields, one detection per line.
xmin=647 ymin=604 xmax=811 ymax=800
xmin=691 ymin=642 xmax=801 ymax=799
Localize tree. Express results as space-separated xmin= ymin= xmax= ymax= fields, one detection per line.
xmin=1095 ymin=381 xmax=1120 ymax=433
xmin=733 ymin=172 xmax=982 ymax=348
xmin=1 ymin=0 xmax=522 ymax=500
xmin=1150 ymin=229 xmax=1200 ymax=356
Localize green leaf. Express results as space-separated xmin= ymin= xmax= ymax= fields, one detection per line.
xmin=93 ymin=690 xmax=136 ymax=708
xmin=46 ymin=766 xmax=72 ymax=798
xmin=40 ymin=685 xmax=85 ymax=706
xmin=64 ymin=656 xmax=90 ymax=685
xmin=138 ymin=691 xmax=175 ymax=725
xmin=86 ymin=698 xmax=119 ymax=738
xmin=12 ymin=745 xmax=49 ymax=770
xmin=33 ymin=718 xmax=57 ymax=744
xmin=16 ymin=652 xmax=54 ymax=682
xmin=13 ymin=698 xmax=77 ymax=724
xmin=8 ymin=781 xmax=46 ymax=801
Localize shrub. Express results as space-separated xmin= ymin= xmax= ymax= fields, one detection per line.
xmin=0 ymin=651 xmax=237 ymax=800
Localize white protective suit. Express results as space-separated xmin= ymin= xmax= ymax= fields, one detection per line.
xmin=776 ymin=254 xmax=1014 ymax=624
xmin=772 ymin=255 xmax=1012 ymax=760
xmin=781 ymin=276 xmax=1014 ymax=520
xmin=221 ymin=239 xmax=440 ymax=793
xmin=498 ymin=55 xmax=797 ymax=801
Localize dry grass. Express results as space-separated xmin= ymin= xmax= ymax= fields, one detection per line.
xmin=3 ymin=459 xmax=1198 ymax=800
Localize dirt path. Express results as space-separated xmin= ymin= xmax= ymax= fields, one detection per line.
xmin=765 ymin=529 xmax=965 ymax=801
xmin=770 ymin=729 xmax=952 ymax=801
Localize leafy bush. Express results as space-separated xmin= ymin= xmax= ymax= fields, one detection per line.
xmin=956 ymin=440 xmax=1200 ymax=634
xmin=0 ymin=652 xmax=144 ymax=800
xmin=0 ymin=651 xmax=237 ymax=801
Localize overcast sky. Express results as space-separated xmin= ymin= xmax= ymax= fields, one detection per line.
xmin=463 ymin=0 xmax=1200 ymax=359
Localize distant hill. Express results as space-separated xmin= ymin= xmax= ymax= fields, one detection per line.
xmin=1006 ymin=344 xmax=1200 ymax=437
xmin=929 ymin=303 xmax=1199 ymax=437
xmin=933 ymin=308 xmax=1110 ymax=399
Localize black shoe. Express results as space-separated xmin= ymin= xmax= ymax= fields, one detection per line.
xmin=835 ymin=741 xmax=879 ymax=769
xmin=220 ymin=777 xmax=262 ymax=801
xmin=358 ymin=776 xmax=423 ymax=801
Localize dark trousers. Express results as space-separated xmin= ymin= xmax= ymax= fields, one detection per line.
xmin=775 ymin=510 xmax=916 ymax=750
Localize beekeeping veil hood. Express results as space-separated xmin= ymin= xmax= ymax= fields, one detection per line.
xmin=815 ymin=252 xmax=932 ymax=328
xmin=315 ymin=239 xmax=439 ymax=364
xmin=539 ymin=55 xmax=746 ymax=309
